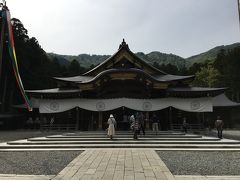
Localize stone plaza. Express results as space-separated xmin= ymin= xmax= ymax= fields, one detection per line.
xmin=0 ymin=130 xmax=240 ymax=180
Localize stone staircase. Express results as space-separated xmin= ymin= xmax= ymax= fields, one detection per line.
xmin=1 ymin=131 xmax=240 ymax=150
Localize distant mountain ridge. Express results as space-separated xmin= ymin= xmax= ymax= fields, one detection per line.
xmin=186 ymin=42 xmax=240 ymax=65
xmin=48 ymin=52 xmax=187 ymax=69
xmin=48 ymin=42 xmax=240 ymax=69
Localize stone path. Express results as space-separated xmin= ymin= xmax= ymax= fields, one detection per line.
xmin=52 ymin=149 xmax=240 ymax=180
xmin=52 ymin=149 xmax=174 ymax=180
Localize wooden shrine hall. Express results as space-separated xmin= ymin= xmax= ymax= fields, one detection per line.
xmin=25 ymin=39 xmax=230 ymax=131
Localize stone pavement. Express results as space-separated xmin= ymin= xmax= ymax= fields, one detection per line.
xmin=0 ymin=149 xmax=240 ymax=180
xmin=1 ymin=130 xmax=240 ymax=179
xmin=52 ymin=149 xmax=175 ymax=180
xmin=51 ymin=149 xmax=240 ymax=180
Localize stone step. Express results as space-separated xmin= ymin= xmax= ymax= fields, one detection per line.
xmin=64 ymin=131 xmax=186 ymax=135
xmin=28 ymin=137 xmax=219 ymax=141
xmin=1 ymin=143 xmax=240 ymax=149
xmin=1 ymin=131 xmax=239 ymax=150
xmin=7 ymin=140 xmax=240 ymax=145
xmin=47 ymin=134 xmax=203 ymax=138
xmin=63 ymin=131 xmax=186 ymax=135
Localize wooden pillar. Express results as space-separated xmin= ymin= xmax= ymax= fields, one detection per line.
xmin=98 ymin=111 xmax=103 ymax=130
xmin=145 ymin=112 xmax=150 ymax=129
xmin=75 ymin=107 xmax=79 ymax=130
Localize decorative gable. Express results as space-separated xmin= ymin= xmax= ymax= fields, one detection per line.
xmin=84 ymin=39 xmax=166 ymax=76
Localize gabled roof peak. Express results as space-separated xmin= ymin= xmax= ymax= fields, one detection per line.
xmin=119 ymin=38 xmax=129 ymax=50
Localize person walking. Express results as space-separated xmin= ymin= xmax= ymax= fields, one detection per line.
xmin=130 ymin=115 xmax=140 ymax=140
xmin=151 ymin=113 xmax=159 ymax=135
xmin=215 ymin=116 xmax=224 ymax=139
xmin=107 ymin=114 xmax=116 ymax=140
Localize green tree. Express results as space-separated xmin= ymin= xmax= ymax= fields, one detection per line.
xmin=192 ymin=64 xmax=221 ymax=87
xmin=68 ymin=59 xmax=82 ymax=76
xmin=49 ymin=57 xmax=62 ymax=76
xmin=12 ymin=18 xmax=56 ymax=89
xmin=212 ymin=47 xmax=240 ymax=101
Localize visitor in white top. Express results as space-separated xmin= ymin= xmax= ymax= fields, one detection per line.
xmin=107 ymin=114 xmax=116 ymax=140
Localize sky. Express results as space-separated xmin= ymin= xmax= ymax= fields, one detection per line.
xmin=6 ymin=0 xmax=240 ymax=58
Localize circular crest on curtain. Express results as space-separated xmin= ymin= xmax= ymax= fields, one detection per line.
xmin=96 ymin=101 xmax=105 ymax=111
xmin=142 ymin=101 xmax=152 ymax=111
xmin=190 ymin=101 xmax=200 ymax=110
xmin=50 ymin=102 xmax=60 ymax=111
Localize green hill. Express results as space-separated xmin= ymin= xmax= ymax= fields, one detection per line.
xmin=48 ymin=52 xmax=186 ymax=69
xmin=47 ymin=42 xmax=240 ymax=69
xmin=135 ymin=51 xmax=187 ymax=69
xmin=186 ymin=42 xmax=240 ymax=66
xmin=48 ymin=53 xmax=110 ymax=68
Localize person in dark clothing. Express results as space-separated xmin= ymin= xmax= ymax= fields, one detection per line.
xmin=182 ymin=117 xmax=188 ymax=133
xmin=151 ymin=113 xmax=159 ymax=135
xmin=130 ymin=115 xmax=139 ymax=140
xmin=215 ymin=116 xmax=224 ymax=139
xmin=136 ymin=112 xmax=145 ymax=135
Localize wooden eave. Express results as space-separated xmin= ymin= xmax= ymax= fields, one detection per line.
xmin=77 ymin=69 xmax=195 ymax=91
xmin=26 ymin=88 xmax=81 ymax=99
xmin=166 ymin=87 xmax=227 ymax=97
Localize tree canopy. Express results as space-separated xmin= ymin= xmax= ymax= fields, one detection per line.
xmin=12 ymin=18 xmax=87 ymax=90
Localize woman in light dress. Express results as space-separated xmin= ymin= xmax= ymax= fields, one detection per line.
xmin=107 ymin=114 xmax=116 ymax=139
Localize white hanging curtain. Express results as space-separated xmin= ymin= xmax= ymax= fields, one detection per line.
xmin=33 ymin=97 xmax=213 ymax=113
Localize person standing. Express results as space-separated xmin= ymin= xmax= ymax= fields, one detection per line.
xmin=49 ymin=116 xmax=55 ymax=130
xmin=26 ymin=117 xmax=33 ymax=129
xmin=151 ymin=113 xmax=159 ymax=135
xmin=215 ymin=116 xmax=224 ymax=139
xmin=137 ymin=112 xmax=145 ymax=135
xmin=35 ymin=117 xmax=40 ymax=129
xmin=107 ymin=114 xmax=116 ymax=140
xmin=130 ymin=115 xmax=139 ymax=139
xmin=182 ymin=117 xmax=188 ymax=133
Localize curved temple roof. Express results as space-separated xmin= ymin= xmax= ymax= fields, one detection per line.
xmin=53 ymin=40 xmax=195 ymax=86
xmin=167 ymin=87 xmax=227 ymax=92
xmin=26 ymin=88 xmax=81 ymax=94
xmin=83 ymin=39 xmax=167 ymax=76
xmin=167 ymin=87 xmax=227 ymax=97
xmin=213 ymin=94 xmax=240 ymax=107
xmin=54 ymin=68 xmax=194 ymax=84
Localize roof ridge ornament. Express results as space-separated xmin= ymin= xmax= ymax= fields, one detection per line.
xmin=119 ymin=38 xmax=129 ymax=50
